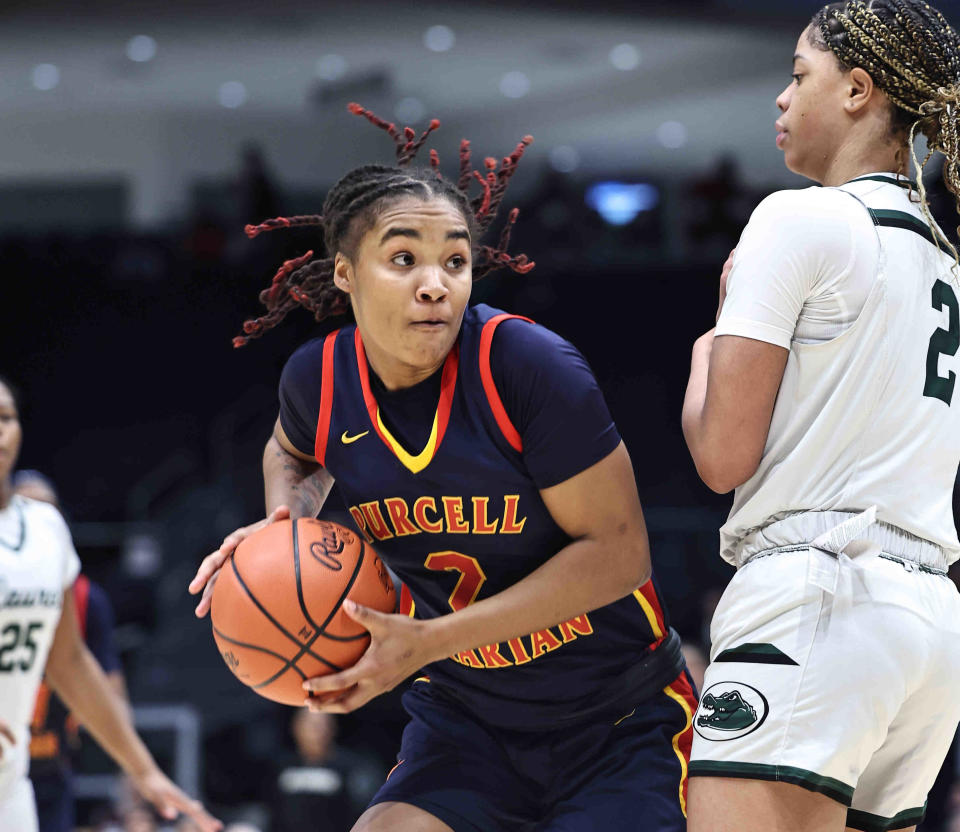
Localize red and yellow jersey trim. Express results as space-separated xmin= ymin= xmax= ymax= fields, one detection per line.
xmin=313 ymin=328 xmax=341 ymax=466
xmin=354 ymin=328 xmax=459 ymax=475
xmin=662 ymin=672 xmax=697 ymax=817
xmin=478 ymin=313 xmax=533 ymax=452
xmin=633 ymin=578 xmax=667 ymax=645
xmin=398 ymin=583 xmax=416 ymax=617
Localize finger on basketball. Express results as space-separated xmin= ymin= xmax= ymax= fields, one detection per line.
xmin=190 ymin=508 xmax=289 ymax=595
xmin=328 ymin=683 xmax=376 ymax=713
xmin=305 ymin=682 xmax=360 ymax=711
xmin=189 ymin=551 xmax=224 ymax=595
xmin=303 ymin=665 xmax=362 ymax=694
xmin=341 ymin=599 xmax=384 ymax=629
xmin=268 ymin=504 xmax=291 ymax=522
xmin=194 ymin=570 xmax=220 ymax=618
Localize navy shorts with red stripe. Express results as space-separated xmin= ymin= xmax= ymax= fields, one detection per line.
xmin=369 ymin=672 xmax=697 ymax=832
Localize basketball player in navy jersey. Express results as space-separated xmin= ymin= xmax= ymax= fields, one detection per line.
xmin=191 ymin=105 xmax=697 ymax=832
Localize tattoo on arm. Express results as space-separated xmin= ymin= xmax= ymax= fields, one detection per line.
xmin=266 ymin=433 xmax=332 ymax=518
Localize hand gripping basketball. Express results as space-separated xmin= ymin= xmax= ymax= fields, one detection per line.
xmin=189 ymin=505 xmax=291 ymax=618
xmin=302 ymin=599 xmax=440 ymax=714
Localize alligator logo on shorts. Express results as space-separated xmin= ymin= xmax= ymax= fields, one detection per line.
xmin=698 ymin=690 xmax=757 ymax=731
xmin=694 ymin=682 xmax=769 ymax=742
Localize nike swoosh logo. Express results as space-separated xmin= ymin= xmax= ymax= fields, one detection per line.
xmin=341 ymin=430 xmax=369 ymax=445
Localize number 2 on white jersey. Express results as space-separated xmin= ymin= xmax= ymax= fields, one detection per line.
xmin=924 ymin=279 xmax=960 ymax=406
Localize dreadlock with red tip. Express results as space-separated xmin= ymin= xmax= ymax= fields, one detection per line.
xmin=235 ymin=104 xmax=534 ymax=346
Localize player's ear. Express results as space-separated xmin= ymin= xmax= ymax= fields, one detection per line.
xmin=846 ymin=67 xmax=874 ymax=113
xmin=333 ymin=253 xmax=354 ymax=294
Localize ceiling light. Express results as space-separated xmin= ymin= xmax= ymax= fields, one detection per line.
xmin=316 ymin=54 xmax=347 ymax=81
xmin=218 ymin=81 xmax=248 ymax=108
xmin=549 ymin=145 xmax=580 ymax=173
xmin=126 ymin=35 xmax=157 ymax=63
xmin=424 ymin=25 xmax=455 ymax=52
xmin=31 ymin=64 xmax=59 ymax=91
xmin=609 ymin=44 xmax=640 ymax=71
xmin=395 ymin=97 xmax=425 ymax=124
xmin=657 ymin=121 xmax=688 ymax=149
xmin=499 ymin=71 xmax=530 ymax=99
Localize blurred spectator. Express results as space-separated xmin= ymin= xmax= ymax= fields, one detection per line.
xmin=15 ymin=471 xmax=129 ymax=832
xmin=686 ymin=154 xmax=750 ymax=253
xmin=237 ymin=143 xmax=279 ymax=227
xmin=186 ymin=214 xmax=228 ymax=264
xmin=269 ymin=710 xmax=382 ymax=832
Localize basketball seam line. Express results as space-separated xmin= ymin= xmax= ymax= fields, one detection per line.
xmin=316 ymin=537 xmax=367 ymax=636
xmin=256 ymin=533 xmax=369 ymax=693
xmin=292 ymin=518 xmax=323 ymax=633
xmin=292 ymin=520 xmax=366 ymax=643
xmin=229 ymin=555 xmax=343 ymax=673
xmin=212 ymin=625 xmax=307 ymax=683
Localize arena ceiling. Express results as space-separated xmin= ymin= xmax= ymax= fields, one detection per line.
xmin=0 ymin=0 xmax=932 ymax=223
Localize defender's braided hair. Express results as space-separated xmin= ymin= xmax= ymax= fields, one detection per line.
xmin=810 ymin=0 xmax=960 ymax=261
xmin=235 ymin=104 xmax=534 ymax=346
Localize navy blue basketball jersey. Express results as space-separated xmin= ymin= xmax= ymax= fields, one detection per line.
xmin=280 ymin=304 xmax=683 ymax=730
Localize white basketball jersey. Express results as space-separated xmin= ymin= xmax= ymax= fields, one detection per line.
xmin=0 ymin=496 xmax=79 ymax=799
xmin=721 ymin=176 xmax=960 ymax=565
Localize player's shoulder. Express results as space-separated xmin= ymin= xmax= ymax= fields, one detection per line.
xmin=17 ymin=495 xmax=68 ymax=532
xmin=754 ymin=185 xmax=864 ymax=224
xmin=281 ymin=327 xmax=354 ymax=387
xmin=738 ymin=187 xmax=870 ymax=262
xmin=466 ymin=303 xmax=569 ymax=358
xmin=285 ymin=333 xmax=331 ymax=368
xmin=465 ymin=306 xmax=591 ymax=406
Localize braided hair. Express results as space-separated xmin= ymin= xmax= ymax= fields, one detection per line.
xmin=808 ymin=0 xmax=960 ymax=259
xmin=234 ymin=103 xmax=534 ymax=346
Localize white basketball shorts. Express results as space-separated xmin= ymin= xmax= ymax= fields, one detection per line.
xmin=689 ymin=544 xmax=960 ymax=831
xmin=0 ymin=776 xmax=38 ymax=832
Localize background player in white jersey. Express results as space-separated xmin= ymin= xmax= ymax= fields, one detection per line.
xmin=0 ymin=376 xmax=221 ymax=832
xmin=682 ymin=2 xmax=960 ymax=831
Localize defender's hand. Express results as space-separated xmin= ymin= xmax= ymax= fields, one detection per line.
xmin=189 ymin=505 xmax=290 ymax=617
xmin=717 ymin=248 xmax=735 ymax=323
xmin=302 ymin=601 xmax=436 ymax=713
xmin=129 ymin=767 xmax=222 ymax=832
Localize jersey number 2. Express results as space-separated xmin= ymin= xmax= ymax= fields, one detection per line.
xmin=924 ymin=279 xmax=960 ymax=406
xmin=424 ymin=552 xmax=486 ymax=612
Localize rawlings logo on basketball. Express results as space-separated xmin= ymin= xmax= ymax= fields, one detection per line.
xmin=310 ymin=526 xmax=345 ymax=571
xmin=310 ymin=541 xmax=343 ymax=572
xmin=694 ymin=682 xmax=768 ymax=741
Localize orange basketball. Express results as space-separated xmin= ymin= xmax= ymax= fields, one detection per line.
xmin=211 ymin=518 xmax=396 ymax=706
